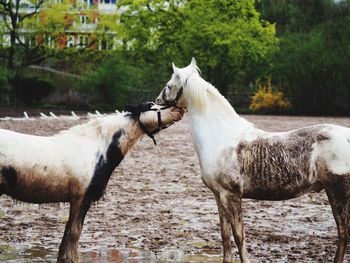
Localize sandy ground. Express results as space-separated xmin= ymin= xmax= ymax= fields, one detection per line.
xmin=1 ymin=113 xmax=350 ymax=262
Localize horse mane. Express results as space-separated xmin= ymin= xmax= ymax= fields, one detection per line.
xmin=59 ymin=112 xmax=127 ymax=138
xmin=185 ymin=71 xmax=238 ymax=116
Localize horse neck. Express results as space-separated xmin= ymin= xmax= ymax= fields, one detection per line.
xmin=59 ymin=114 xmax=144 ymax=155
xmin=186 ymin=83 xmax=261 ymax=153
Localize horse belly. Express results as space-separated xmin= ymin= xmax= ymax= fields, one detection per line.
xmin=242 ymin=178 xmax=314 ymax=200
xmin=2 ymin=165 xmax=86 ymax=204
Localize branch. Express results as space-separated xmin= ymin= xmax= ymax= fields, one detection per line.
xmin=146 ymin=3 xmax=153 ymax=12
xmin=15 ymin=33 xmax=27 ymax=47
xmin=0 ymin=0 xmax=12 ymax=13
xmin=2 ymin=12 xmax=12 ymax=30
xmin=19 ymin=0 xmax=45 ymax=22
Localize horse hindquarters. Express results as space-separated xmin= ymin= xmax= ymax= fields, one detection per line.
xmin=324 ymin=173 xmax=350 ymax=263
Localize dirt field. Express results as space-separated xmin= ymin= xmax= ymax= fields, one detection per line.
xmin=1 ymin=113 xmax=350 ymax=262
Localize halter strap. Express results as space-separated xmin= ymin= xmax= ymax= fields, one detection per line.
xmin=162 ymin=86 xmax=183 ymax=107
xmin=138 ymin=105 xmax=174 ymax=145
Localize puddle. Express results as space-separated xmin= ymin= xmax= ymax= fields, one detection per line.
xmin=0 ymin=245 xmax=230 ymax=262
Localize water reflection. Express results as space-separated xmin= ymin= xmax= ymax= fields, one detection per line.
xmin=0 ymin=245 xmax=227 ymax=262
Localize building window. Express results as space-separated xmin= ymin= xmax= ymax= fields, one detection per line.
xmin=100 ymin=0 xmax=116 ymax=4
xmin=45 ymin=36 xmax=54 ymax=48
xmin=78 ymin=35 xmax=88 ymax=48
xmin=84 ymin=0 xmax=94 ymax=6
xmin=67 ymin=36 xmax=74 ymax=48
xmin=80 ymin=15 xmax=89 ymax=24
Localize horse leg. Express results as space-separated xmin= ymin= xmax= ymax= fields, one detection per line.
xmin=215 ymin=195 xmax=233 ymax=263
xmin=325 ymin=176 xmax=350 ymax=263
xmin=57 ymin=198 xmax=91 ymax=263
xmin=220 ymin=191 xmax=250 ymax=263
xmin=0 ymin=174 xmax=3 ymax=196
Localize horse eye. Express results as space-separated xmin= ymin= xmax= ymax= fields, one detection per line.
xmin=167 ymin=85 xmax=172 ymax=90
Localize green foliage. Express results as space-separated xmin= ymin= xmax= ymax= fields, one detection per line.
xmin=118 ymin=0 xmax=278 ymax=96
xmin=0 ymin=0 xmax=348 ymax=115
xmin=263 ymin=0 xmax=350 ymax=114
xmin=78 ymin=55 xmax=145 ymax=109
xmin=179 ymin=0 xmax=278 ymax=95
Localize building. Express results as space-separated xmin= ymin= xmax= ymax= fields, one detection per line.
xmin=0 ymin=0 xmax=119 ymax=50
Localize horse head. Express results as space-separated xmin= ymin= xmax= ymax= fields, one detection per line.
xmin=125 ymin=102 xmax=184 ymax=144
xmin=156 ymin=57 xmax=200 ymax=109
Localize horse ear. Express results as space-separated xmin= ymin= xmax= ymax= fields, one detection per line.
xmin=190 ymin=57 xmax=197 ymax=67
xmin=172 ymin=62 xmax=180 ymax=76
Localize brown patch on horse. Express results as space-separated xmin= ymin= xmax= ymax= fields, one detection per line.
xmin=237 ymin=127 xmax=330 ymax=200
xmin=4 ymin=165 xmax=85 ymax=203
xmin=120 ymin=122 xmax=144 ymax=155
xmin=317 ymin=133 xmax=331 ymax=141
xmin=215 ymin=147 xmax=242 ymax=194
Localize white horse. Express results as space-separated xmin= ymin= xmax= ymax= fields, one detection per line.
xmin=156 ymin=58 xmax=350 ymax=263
xmin=0 ymin=102 xmax=183 ymax=263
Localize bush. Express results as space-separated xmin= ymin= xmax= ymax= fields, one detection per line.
xmin=18 ymin=77 xmax=55 ymax=106
xmin=78 ymin=55 xmax=145 ymax=110
xmin=249 ymin=78 xmax=291 ymax=112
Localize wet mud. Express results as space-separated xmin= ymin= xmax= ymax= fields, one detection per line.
xmin=1 ymin=114 xmax=350 ymax=262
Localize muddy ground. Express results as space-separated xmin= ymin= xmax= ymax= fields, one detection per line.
xmin=1 ymin=113 xmax=350 ymax=262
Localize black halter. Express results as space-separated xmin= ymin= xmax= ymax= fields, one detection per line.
xmin=125 ymin=102 xmax=174 ymax=145
xmin=137 ymin=105 xmax=174 ymax=145
xmin=162 ymin=86 xmax=183 ymax=107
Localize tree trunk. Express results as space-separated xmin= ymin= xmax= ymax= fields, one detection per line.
xmin=8 ymin=29 xmax=19 ymax=105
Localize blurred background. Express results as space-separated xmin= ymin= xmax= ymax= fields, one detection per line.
xmin=0 ymin=0 xmax=349 ymax=115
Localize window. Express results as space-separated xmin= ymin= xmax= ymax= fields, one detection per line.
xmin=78 ymin=35 xmax=88 ymax=48
xmin=83 ymin=0 xmax=94 ymax=6
xmin=67 ymin=36 xmax=74 ymax=48
xmin=80 ymin=15 xmax=89 ymax=24
xmin=100 ymin=0 xmax=116 ymax=4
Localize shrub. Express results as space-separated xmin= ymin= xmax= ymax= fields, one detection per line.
xmin=249 ymin=78 xmax=291 ymax=112
xmin=78 ymin=55 xmax=144 ymax=110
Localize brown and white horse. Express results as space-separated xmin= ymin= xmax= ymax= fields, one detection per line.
xmin=156 ymin=58 xmax=350 ymax=263
xmin=0 ymin=102 xmax=183 ymax=263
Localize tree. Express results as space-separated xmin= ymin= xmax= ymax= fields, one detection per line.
xmin=181 ymin=0 xmax=278 ymax=96
xmin=0 ymin=0 xmax=122 ymax=105
xmin=0 ymin=0 xmax=45 ymax=103
xmin=258 ymin=0 xmax=350 ymax=114
xmin=118 ymin=0 xmax=278 ymax=96
xmin=0 ymin=0 xmax=45 ymax=69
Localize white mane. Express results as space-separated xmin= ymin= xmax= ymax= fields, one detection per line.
xmin=184 ymin=70 xmax=237 ymax=116
xmin=57 ymin=112 xmax=133 ymax=141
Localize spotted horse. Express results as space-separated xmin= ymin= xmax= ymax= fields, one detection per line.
xmin=0 ymin=102 xmax=184 ymax=263
xmin=156 ymin=58 xmax=350 ymax=263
